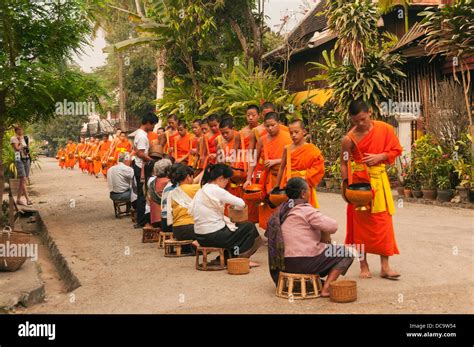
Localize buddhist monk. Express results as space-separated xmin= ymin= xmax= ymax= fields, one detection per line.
xmin=216 ymin=117 xmax=242 ymax=199
xmin=244 ymin=112 xmax=292 ymax=229
xmin=275 ymin=119 xmax=325 ymax=208
xmin=98 ymin=134 xmax=112 ymax=177
xmin=162 ymin=114 xmax=179 ymax=155
xmin=76 ymin=137 xmax=87 ymax=172
xmin=86 ymin=137 xmax=97 ymax=175
xmin=174 ymin=120 xmax=193 ymax=164
xmin=189 ymin=119 xmax=202 ymax=168
xmin=201 ymin=114 xmax=220 ymax=167
xmin=234 ymin=105 xmax=263 ymax=222
xmin=114 ymin=132 xmax=132 ymax=160
xmin=65 ymin=139 xmax=76 ymax=170
xmin=197 ymin=118 xmax=210 ymax=169
xmin=341 ymin=100 xmax=402 ymax=280
xmin=58 ymin=147 xmax=66 ymax=169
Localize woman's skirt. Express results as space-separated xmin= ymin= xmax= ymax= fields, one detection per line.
xmin=195 ymin=222 xmax=260 ymax=257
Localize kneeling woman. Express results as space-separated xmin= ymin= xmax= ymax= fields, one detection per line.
xmin=266 ymin=177 xmax=354 ymax=297
xmin=166 ymin=164 xmax=201 ymax=245
xmin=189 ymin=164 xmax=262 ymax=265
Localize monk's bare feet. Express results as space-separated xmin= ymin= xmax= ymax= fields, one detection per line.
xmin=359 ymin=260 xmax=372 ymax=279
xmin=381 ymin=268 xmax=400 ymax=280
xmin=249 ymin=261 xmax=260 ymax=268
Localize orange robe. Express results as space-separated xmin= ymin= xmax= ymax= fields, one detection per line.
xmin=114 ymin=140 xmax=132 ymax=160
xmin=148 ymin=131 xmax=159 ymax=145
xmin=241 ymin=130 xmax=259 ymax=223
xmin=174 ymin=133 xmax=193 ymax=162
xmin=58 ymin=149 xmax=66 ymax=169
xmin=189 ymin=136 xmax=200 ymax=168
xmin=65 ymin=143 xmax=77 ymax=169
xmin=163 ymin=130 xmax=179 ymax=154
xmin=217 ymin=134 xmax=242 ymax=199
xmin=98 ymin=140 xmax=112 ymax=176
xmin=258 ymin=131 xmax=292 ymax=229
xmin=203 ymin=131 xmax=220 ymax=166
xmin=345 ymin=121 xmax=402 ymax=256
xmin=281 ymin=143 xmax=325 ymax=208
xmin=77 ymin=143 xmax=87 ymax=171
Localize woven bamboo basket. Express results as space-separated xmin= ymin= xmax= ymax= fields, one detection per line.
xmin=227 ymin=258 xmax=250 ymax=275
xmin=329 ymin=280 xmax=357 ymax=303
xmin=0 ymin=229 xmax=32 ymax=272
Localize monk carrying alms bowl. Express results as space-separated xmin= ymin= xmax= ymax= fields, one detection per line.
xmin=343 ymin=182 xmax=373 ymax=211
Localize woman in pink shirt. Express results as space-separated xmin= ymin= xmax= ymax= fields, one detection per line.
xmin=266 ymin=177 xmax=354 ymax=297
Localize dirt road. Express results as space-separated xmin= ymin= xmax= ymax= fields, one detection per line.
xmin=21 ymin=158 xmax=474 ymax=313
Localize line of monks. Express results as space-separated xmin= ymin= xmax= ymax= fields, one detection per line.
xmin=55 ymin=100 xmax=402 ymax=279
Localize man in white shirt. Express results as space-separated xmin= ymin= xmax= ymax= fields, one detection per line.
xmin=133 ymin=112 xmax=158 ymax=228
xmin=107 ymin=152 xmax=134 ymax=201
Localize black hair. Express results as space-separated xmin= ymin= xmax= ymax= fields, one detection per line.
xmin=177 ymin=119 xmax=187 ymax=128
xmin=247 ymin=105 xmax=260 ymax=113
xmin=158 ymin=127 xmax=166 ymax=131
xmin=192 ymin=119 xmax=202 ymax=125
xmin=348 ymin=99 xmax=369 ymax=116
xmin=201 ymin=118 xmax=209 ymax=124
xmin=264 ymin=111 xmax=280 ymax=122
xmin=289 ymin=118 xmax=305 ymax=129
xmin=142 ymin=112 xmax=159 ymax=125
xmin=261 ymin=102 xmax=275 ymax=111
xmin=167 ymin=114 xmax=178 ymax=121
xmin=170 ymin=163 xmax=194 ymax=187
xmin=285 ymin=177 xmax=308 ymax=199
xmin=143 ymin=159 xmax=159 ymax=197
xmin=201 ymin=163 xmax=233 ymax=186
xmin=219 ymin=117 xmax=234 ymax=129
xmin=207 ymin=114 xmax=219 ymax=123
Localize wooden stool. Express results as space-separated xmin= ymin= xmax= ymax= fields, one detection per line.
xmin=164 ymin=239 xmax=194 ymax=257
xmin=142 ymin=227 xmax=161 ymax=243
xmin=195 ymin=247 xmax=226 ymax=271
xmin=276 ymin=272 xmax=323 ymax=300
xmin=158 ymin=232 xmax=174 ymax=249
xmin=113 ymin=200 xmax=131 ymax=219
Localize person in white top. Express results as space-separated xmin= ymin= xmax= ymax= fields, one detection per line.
xmin=107 ymin=152 xmax=134 ymax=201
xmin=132 ymin=112 xmax=158 ymax=228
xmin=189 ymin=163 xmax=262 ymax=266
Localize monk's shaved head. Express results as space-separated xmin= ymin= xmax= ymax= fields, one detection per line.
xmin=289 ymin=119 xmax=305 ymax=129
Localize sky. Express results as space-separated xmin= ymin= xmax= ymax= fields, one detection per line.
xmin=73 ymin=0 xmax=318 ymax=72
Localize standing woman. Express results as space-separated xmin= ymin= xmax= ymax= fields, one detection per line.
xmin=189 ymin=163 xmax=262 ymax=266
xmin=10 ymin=126 xmax=32 ymax=205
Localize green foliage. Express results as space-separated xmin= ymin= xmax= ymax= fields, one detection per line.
xmin=306 ymin=49 xmax=405 ymax=117
xmin=200 ymin=58 xmax=296 ymax=125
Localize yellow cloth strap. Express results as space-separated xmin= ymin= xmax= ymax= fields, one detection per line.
xmin=353 ymin=163 xmax=395 ymax=215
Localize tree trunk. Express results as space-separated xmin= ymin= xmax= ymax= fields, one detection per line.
xmin=155 ymin=49 xmax=165 ymax=127
xmin=0 ymin=122 xmax=5 ymax=225
xmin=117 ymin=51 xmax=126 ymax=131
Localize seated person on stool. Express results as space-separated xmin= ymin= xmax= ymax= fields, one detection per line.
xmin=166 ymin=164 xmax=204 ymax=253
xmin=266 ymin=177 xmax=355 ymax=297
xmin=107 ymin=152 xmax=134 ymax=201
xmin=189 ymin=163 xmax=263 ymax=267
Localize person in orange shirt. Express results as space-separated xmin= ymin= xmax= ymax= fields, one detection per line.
xmin=65 ymin=139 xmax=77 ymax=170
xmin=201 ymin=114 xmax=220 ymax=167
xmin=341 ymin=100 xmax=402 ymax=280
xmin=85 ymin=137 xmax=96 ymax=175
xmin=173 ymin=120 xmax=194 ymax=164
xmin=197 ymin=118 xmax=210 ymax=170
xmin=244 ymin=112 xmax=292 ymax=229
xmin=275 ymin=119 xmax=325 ymax=208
